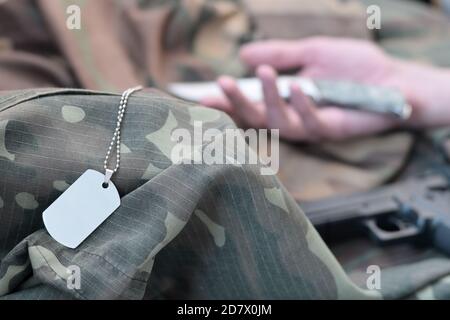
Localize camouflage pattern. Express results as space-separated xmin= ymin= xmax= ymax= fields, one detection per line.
xmin=332 ymin=0 xmax=450 ymax=296
xmin=0 ymin=0 xmax=76 ymax=90
xmin=346 ymin=256 xmax=450 ymax=299
xmin=38 ymin=0 xmax=252 ymax=90
xmin=412 ymin=273 xmax=450 ymax=300
xmin=361 ymin=0 xmax=450 ymax=67
xmin=0 ymin=0 xmax=252 ymax=90
xmin=0 ymin=88 xmax=382 ymax=299
xmin=243 ymin=0 xmax=371 ymax=40
xmin=0 ymin=0 xmax=450 ymax=300
xmin=0 ymin=89 xmax=448 ymax=300
xmin=275 ymin=133 xmax=412 ymax=201
xmin=0 ymin=0 xmax=414 ymax=202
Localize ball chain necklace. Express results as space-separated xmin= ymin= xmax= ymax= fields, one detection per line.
xmin=43 ymin=86 xmax=143 ymax=249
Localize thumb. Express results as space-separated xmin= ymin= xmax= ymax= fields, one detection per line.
xmin=240 ymin=39 xmax=317 ymax=71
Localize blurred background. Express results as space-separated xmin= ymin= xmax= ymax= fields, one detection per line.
xmin=1 ymin=0 xmax=450 ymax=288
xmin=2 ymin=0 xmax=450 ymax=90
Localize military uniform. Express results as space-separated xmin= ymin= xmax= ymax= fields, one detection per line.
xmin=0 ymin=88 xmax=379 ymax=299
xmin=1 ymin=0 xmax=450 ymax=299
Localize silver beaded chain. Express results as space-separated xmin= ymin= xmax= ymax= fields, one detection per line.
xmin=103 ymin=86 xmax=142 ymax=185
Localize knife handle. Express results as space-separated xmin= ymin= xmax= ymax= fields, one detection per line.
xmin=310 ymin=79 xmax=411 ymax=119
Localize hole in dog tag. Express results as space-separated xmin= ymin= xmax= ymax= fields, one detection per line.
xmin=43 ymin=169 xmax=120 ymax=249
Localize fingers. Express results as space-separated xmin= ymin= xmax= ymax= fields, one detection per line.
xmin=240 ymin=39 xmax=319 ymax=71
xmin=257 ymin=65 xmax=290 ymax=130
xmin=319 ymin=107 xmax=397 ymax=139
xmin=201 ymin=96 xmax=233 ymax=114
xmin=290 ymin=83 xmax=324 ymax=140
xmin=217 ymin=76 xmax=265 ymax=128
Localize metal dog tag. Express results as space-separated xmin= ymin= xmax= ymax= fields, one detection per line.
xmin=43 ymin=169 xmax=121 ymax=249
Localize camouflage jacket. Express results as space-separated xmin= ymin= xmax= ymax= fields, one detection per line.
xmin=1 ymin=89 xmax=450 ymax=299
xmin=1 ymin=0 xmax=450 ymax=299
xmin=0 ymin=88 xmax=380 ymax=299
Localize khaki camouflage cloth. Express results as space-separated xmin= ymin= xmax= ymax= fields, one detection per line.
xmin=362 ymin=0 xmax=450 ymax=68
xmin=1 ymin=89 xmax=450 ymax=300
xmin=330 ymin=0 xmax=450 ymax=283
xmin=1 ymin=0 xmax=450 ymax=299
xmin=0 ymin=88 xmax=383 ymax=299
xmin=0 ymin=0 xmax=414 ymax=200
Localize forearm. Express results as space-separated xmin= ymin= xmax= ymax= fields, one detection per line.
xmin=393 ymin=59 xmax=450 ymax=128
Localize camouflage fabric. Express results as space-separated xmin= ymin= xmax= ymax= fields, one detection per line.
xmin=0 ymin=0 xmax=414 ymax=201
xmin=239 ymin=0 xmax=413 ymax=200
xmin=411 ymin=272 xmax=450 ymax=300
xmin=0 ymin=0 xmax=252 ymax=90
xmin=0 ymin=0 xmax=76 ymax=90
xmin=1 ymin=0 xmax=449 ymax=300
xmin=272 ymin=133 xmax=412 ymax=201
xmin=243 ymin=0 xmax=371 ymax=40
xmin=38 ymin=0 xmax=252 ymax=90
xmin=328 ymin=0 xmax=450 ymax=292
xmin=0 ymin=88 xmax=383 ymax=299
xmin=2 ymin=89 xmax=450 ymax=300
xmin=361 ymin=0 xmax=450 ymax=67
xmin=347 ymin=256 xmax=450 ymax=299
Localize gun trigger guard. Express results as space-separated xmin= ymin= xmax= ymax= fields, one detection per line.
xmin=362 ymin=218 xmax=421 ymax=245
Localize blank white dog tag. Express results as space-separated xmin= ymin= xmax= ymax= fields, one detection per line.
xmin=43 ymin=169 xmax=121 ymax=249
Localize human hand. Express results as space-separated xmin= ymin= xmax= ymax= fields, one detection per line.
xmin=201 ymin=37 xmax=424 ymax=142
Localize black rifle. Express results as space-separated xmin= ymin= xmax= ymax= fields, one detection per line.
xmin=299 ymin=174 xmax=450 ymax=255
